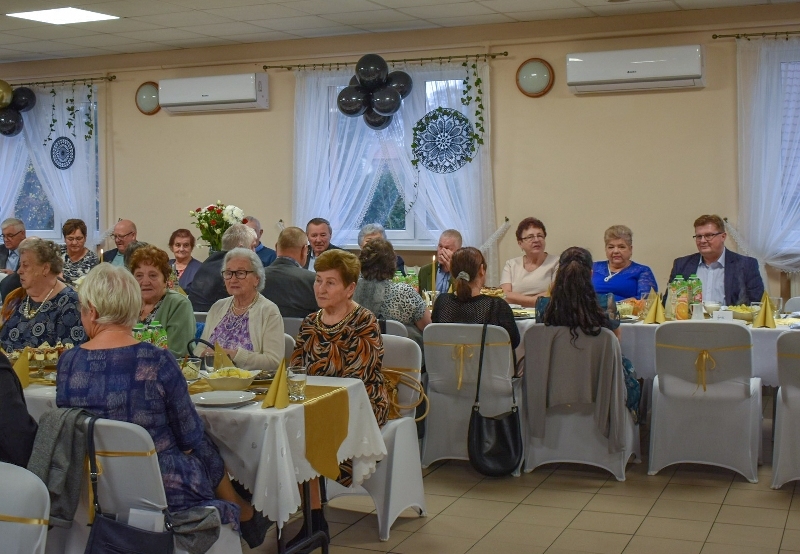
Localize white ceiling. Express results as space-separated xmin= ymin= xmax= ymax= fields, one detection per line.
xmin=0 ymin=0 xmax=796 ymax=64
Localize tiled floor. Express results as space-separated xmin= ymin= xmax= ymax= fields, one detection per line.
xmin=245 ymin=392 xmax=800 ymax=554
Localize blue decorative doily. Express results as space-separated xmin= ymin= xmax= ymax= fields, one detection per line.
xmin=411 ymin=107 xmax=475 ymax=174
xmin=51 ymin=136 xmax=75 ymax=170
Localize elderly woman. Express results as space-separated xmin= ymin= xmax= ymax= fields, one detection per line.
xmin=194 ymin=248 xmax=283 ymax=371
xmin=358 ymin=223 xmax=405 ymax=275
xmin=129 ymin=245 xmax=195 ymax=358
xmin=56 ymin=264 xmax=270 ymax=548
xmin=289 ymin=249 xmax=388 ymax=547
xmin=60 ymin=218 xmax=99 ymax=286
xmin=0 ymin=238 xmax=85 ymax=352
xmin=500 ymin=217 xmax=558 ymax=308
xmin=592 ymin=225 xmax=658 ymax=302
xmin=169 ymin=229 xmax=202 ymax=291
xmin=354 ymin=238 xmax=430 ymax=333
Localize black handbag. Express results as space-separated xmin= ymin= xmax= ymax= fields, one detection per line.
xmin=467 ymin=324 xmax=523 ymax=477
xmin=84 ymin=416 xmax=175 ymax=554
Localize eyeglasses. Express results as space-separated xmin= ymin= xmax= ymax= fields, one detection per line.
xmin=693 ymin=232 xmax=723 ymax=242
xmin=65 ymin=236 xmax=85 ymax=243
xmin=520 ymin=234 xmax=546 ymax=243
xmin=1 ymin=230 xmax=22 ymax=240
xmin=222 ymin=270 xmax=255 ymax=280
xmin=111 ymin=231 xmax=134 ymax=241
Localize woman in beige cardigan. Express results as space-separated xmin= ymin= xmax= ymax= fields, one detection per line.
xmin=194 ymin=248 xmax=284 ymax=371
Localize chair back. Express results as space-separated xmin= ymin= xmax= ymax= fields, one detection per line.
xmin=0 ymin=462 xmax=49 ymax=554
xmin=282 ymin=317 xmax=304 ymax=340
xmin=284 ymin=333 xmax=296 ymax=365
xmin=383 ymin=320 xmax=409 ymax=338
xmin=382 ymin=334 xmax=422 ymax=418
xmin=785 ymin=296 xmax=800 ymax=313
xmin=193 ymin=312 xmax=208 ymax=323
xmin=777 ymin=331 xmax=800 ymax=389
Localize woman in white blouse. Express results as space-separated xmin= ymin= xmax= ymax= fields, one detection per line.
xmin=500 ymin=217 xmax=558 ymax=307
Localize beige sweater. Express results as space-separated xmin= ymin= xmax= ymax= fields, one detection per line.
xmin=195 ymin=295 xmax=284 ymax=372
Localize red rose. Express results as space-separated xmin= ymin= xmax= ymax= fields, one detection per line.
xmin=242 ymin=218 xmax=248 ymax=224
xmin=217 ymin=208 xmax=223 ymax=214
xmin=207 ymin=205 xmax=215 ymax=210
xmin=196 ymin=207 xmax=202 ymax=212
xmin=210 ymin=219 xmax=217 ymax=226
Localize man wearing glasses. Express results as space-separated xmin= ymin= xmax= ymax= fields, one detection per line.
xmin=418 ymin=229 xmax=463 ymax=295
xmin=0 ymin=218 xmax=25 ymax=275
xmin=668 ymin=214 xmax=763 ymax=306
xmin=102 ymin=219 xmax=138 ymax=266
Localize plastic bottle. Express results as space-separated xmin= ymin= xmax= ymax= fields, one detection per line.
xmin=674 ymin=276 xmax=690 ymax=320
xmin=688 ymin=274 xmax=702 ymax=305
xmin=149 ymin=321 xmax=168 ymax=349
xmin=132 ymin=323 xmax=146 ymax=342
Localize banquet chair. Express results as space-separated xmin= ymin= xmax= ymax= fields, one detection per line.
xmin=284 ymin=333 xmax=296 ymax=363
xmin=421 ymin=323 xmax=522 ymax=474
xmin=282 ymin=316 xmax=304 ymax=340
xmin=772 ymin=331 xmax=800 ymax=488
xmin=784 ymin=297 xmax=800 ymax=314
xmin=193 ymin=311 xmax=208 ymax=323
xmin=326 ymin=335 xmax=426 ymax=540
xmin=523 ymin=325 xmax=640 ymax=481
xmin=0 ymin=462 xmax=50 ymax=554
xmin=649 ymin=321 xmax=760 ymax=482
xmin=382 ymin=319 xmax=409 ymax=338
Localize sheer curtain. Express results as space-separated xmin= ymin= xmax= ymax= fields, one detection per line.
xmin=0 ymin=133 xmax=29 ymax=221
xmin=736 ymin=38 xmax=800 ymax=275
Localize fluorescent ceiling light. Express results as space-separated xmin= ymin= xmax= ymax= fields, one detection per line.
xmin=6 ymin=8 xmax=118 ymax=25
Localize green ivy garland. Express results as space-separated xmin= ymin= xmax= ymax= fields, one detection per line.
xmin=44 ymin=87 xmax=57 ymax=146
xmin=461 ymin=57 xmax=485 ymax=146
xmin=65 ymin=82 xmax=77 ymax=138
xmin=83 ymin=82 xmax=94 ymax=141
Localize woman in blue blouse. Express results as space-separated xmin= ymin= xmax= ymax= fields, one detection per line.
xmin=592 ymin=225 xmax=658 ymax=302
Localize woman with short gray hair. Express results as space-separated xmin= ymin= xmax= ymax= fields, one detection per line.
xmin=194 ymin=247 xmax=284 ymax=371
xmin=592 ymin=224 xmax=658 ymax=302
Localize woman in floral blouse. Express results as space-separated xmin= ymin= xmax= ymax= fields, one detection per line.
xmin=60 ymin=219 xmax=99 ymax=286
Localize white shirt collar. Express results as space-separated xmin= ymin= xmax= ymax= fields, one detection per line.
xmin=699 ymin=247 xmax=726 ymax=268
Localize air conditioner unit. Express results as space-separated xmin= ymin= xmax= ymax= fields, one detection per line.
xmin=566 ymin=45 xmax=704 ymax=93
xmin=158 ymin=73 xmax=268 ymax=113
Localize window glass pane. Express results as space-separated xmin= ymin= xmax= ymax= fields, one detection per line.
xmin=15 ymin=159 xmax=54 ymax=231
xmin=360 ymin=164 xmax=406 ymax=230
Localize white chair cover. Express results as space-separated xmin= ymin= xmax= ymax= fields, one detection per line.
xmin=282 ymin=317 xmax=304 ymax=341
xmin=771 ymin=331 xmax=800 ymax=488
xmin=0 ymin=462 xmax=50 ymax=554
xmin=523 ymin=326 xmax=640 ymax=481
xmin=421 ymin=323 xmax=521 ymax=471
xmin=284 ymin=333 xmax=296 ymax=364
xmin=193 ymin=312 xmax=208 ymax=323
xmin=648 ymin=321 xmax=761 ymax=482
xmin=383 ymin=319 xmax=409 ymax=338
xmin=382 ymin=334 xmax=423 ymax=418
xmin=784 ymin=297 xmax=800 ymax=313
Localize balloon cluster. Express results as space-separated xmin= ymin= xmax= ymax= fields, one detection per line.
xmin=337 ymin=54 xmax=412 ymax=131
xmin=0 ymin=80 xmax=36 ymax=137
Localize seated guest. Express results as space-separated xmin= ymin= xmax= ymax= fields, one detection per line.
xmin=418 ymin=229 xmax=462 ymax=295
xmin=290 ymin=250 xmax=388 ymax=546
xmin=123 ymin=241 xmax=148 ymax=270
xmin=354 ymin=238 xmax=430 ymax=332
xmin=432 ymin=246 xmax=520 ymax=350
xmin=168 ymin=229 xmax=203 ymax=291
xmin=0 ymin=218 xmax=25 ymax=303
xmin=195 ymin=248 xmax=283 ymax=372
xmin=669 ymin=214 xmax=764 ymax=306
xmin=244 ymin=216 xmax=277 ymax=267
xmin=358 ymin=223 xmax=405 ymax=275
xmin=592 ymin=225 xmax=658 ymax=302
xmin=500 ymin=217 xmax=557 ymax=307
xmin=60 ymin=218 xmax=99 ymax=287
xmin=0 ymin=238 xmax=85 ymax=352
xmin=56 ymin=264 xmax=269 ymax=548
xmin=304 ymin=217 xmax=341 ymax=271
xmin=187 ymin=224 xmax=257 ymax=312
xmin=102 ymin=219 xmax=137 ymax=266
xmin=0 ymin=351 xmax=37 ymax=467
xmin=262 ymin=227 xmax=318 ymax=318
xmin=130 ymin=245 xmax=196 ymax=358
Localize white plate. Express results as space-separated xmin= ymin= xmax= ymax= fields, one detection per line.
xmin=190 ymin=391 xmax=255 ymax=407
xmin=507 ymin=303 xmax=522 ymax=309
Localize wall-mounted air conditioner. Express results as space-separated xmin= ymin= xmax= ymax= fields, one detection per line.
xmin=566 ymin=45 xmax=704 ymax=94
xmin=158 ymin=73 xmax=269 ymax=113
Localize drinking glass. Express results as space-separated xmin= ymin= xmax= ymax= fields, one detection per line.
xmin=640 ymin=292 xmax=652 ymax=319
xmin=287 ymin=366 xmax=307 ymax=401
xmin=203 ymin=354 xmax=216 ymax=373
xmin=770 ymin=297 xmax=783 ymax=318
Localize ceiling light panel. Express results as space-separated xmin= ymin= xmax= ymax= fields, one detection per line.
xmin=7 ymin=8 xmax=118 ymax=25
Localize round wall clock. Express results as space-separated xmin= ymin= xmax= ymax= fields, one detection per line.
xmin=135 ymin=81 xmax=160 ymax=115
xmin=516 ymin=58 xmax=554 ymax=98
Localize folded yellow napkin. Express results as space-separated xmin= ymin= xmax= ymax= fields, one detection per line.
xmin=304 ymin=385 xmax=349 ymax=480
xmin=644 ymin=293 xmax=666 ymax=324
xmin=13 ymin=347 xmax=30 ymax=388
xmin=261 ymin=359 xmax=289 ymax=409
xmin=753 ymin=291 xmax=776 ymax=329
xmin=214 ymin=342 xmax=234 ymax=370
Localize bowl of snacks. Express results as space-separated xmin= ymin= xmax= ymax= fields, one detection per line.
xmin=480 ymin=287 xmax=505 ymax=299
xmin=205 ymin=367 xmax=258 ymax=391
xmin=729 ymin=304 xmax=758 ymax=322
xmin=180 ymin=358 xmax=202 ymax=381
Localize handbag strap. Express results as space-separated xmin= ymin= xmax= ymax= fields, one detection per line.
xmin=86 ymin=415 xmax=103 ymax=516
xmin=472 ymin=323 xmax=516 ymax=410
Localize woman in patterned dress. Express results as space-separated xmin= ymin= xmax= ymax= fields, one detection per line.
xmin=56 ymin=263 xmax=270 ymax=548
xmin=60 ymin=219 xmax=99 ymax=287
xmin=289 ymin=249 xmax=389 ymax=547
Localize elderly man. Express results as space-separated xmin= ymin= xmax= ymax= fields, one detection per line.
xmin=358 ymin=223 xmax=406 ymax=276
xmin=303 ymin=217 xmax=341 ymax=271
xmin=668 ymin=214 xmax=764 ymax=306
xmin=418 ymin=229 xmax=463 ymax=295
xmin=187 ymin=224 xmax=257 ymax=312
xmin=262 ymin=227 xmax=318 ymax=318
xmin=102 ymin=219 xmax=137 ymax=266
xmin=245 ymin=215 xmax=277 ymax=267
xmin=0 ymin=218 xmax=25 ymax=301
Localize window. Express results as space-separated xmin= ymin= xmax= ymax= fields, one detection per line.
xmin=15 ymin=158 xmax=55 ymax=233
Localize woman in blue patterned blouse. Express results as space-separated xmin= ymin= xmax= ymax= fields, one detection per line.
xmin=56 ymin=264 xmax=270 ymax=548
xmin=592 ymin=225 xmax=658 ymax=302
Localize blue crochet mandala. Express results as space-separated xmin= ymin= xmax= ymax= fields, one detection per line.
xmin=411 ymin=107 xmax=475 ymax=174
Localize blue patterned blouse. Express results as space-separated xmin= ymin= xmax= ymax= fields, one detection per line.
xmin=592 ymin=261 xmax=658 ymax=302
xmin=56 ymin=342 xmax=239 ymax=527
xmin=0 ymin=287 xmax=85 ymax=352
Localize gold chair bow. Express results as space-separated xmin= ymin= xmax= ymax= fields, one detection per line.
xmin=0 ymin=514 xmax=49 ymax=525
xmin=656 ymin=343 xmax=752 ymax=392
xmin=451 ymin=344 xmax=473 ymax=390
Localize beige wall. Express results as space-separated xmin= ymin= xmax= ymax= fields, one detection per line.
xmin=5 ymin=4 xmax=800 ymax=294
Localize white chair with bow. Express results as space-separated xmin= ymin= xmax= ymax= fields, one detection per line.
xmin=648 ymin=321 xmax=760 ymax=482
xmin=771 ymin=331 xmax=800 ymax=488
xmin=0 ymin=462 xmax=50 ymax=554
xmin=282 ymin=317 xmax=304 ymax=341
xmin=284 ymin=333 xmax=296 ymax=364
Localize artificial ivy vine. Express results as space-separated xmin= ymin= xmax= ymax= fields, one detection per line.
xmin=83 ymin=82 xmax=94 ymax=141
xmin=461 ymin=57 xmax=485 ymax=146
xmin=65 ymin=81 xmax=77 ymax=138
xmin=44 ymin=87 xmax=57 ymax=146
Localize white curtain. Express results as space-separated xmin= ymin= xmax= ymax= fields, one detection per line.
xmin=0 ymin=133 xmax=29 ymax=222
xmin=736 ymin=38 xmax=800 ymax=275
xmin=21 ymin=84 xmax=99 ymax=244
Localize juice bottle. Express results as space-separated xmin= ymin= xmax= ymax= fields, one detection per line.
xmin=149 ymin=321 xmax=168 ymax=349
xmin=674 ymin=276 xmax=689 ymax=320
xmin=688 ymin=274 xmax=702 ymax=305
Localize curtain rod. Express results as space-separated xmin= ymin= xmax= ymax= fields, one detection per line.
xmin=9 ymin=75 xmax=116 ymax=87
xmin=263 ymin=51 xmax=508 ymax=71
xmin=713 ymin=30 xmax=800 ymax=40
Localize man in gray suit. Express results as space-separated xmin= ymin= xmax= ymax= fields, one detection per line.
xmin=262 ymin=227 xmax=318 ymax=318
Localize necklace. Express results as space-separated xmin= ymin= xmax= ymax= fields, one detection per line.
xmin=314 ymin=304 xmax=359 ymax=333
xmin=21 ymin=284 xmax=57 ymax=319
xmin=604 ymin=261 xmax=626 ymax=282
xmin=230 ymin=295 xmax=258 ymax=316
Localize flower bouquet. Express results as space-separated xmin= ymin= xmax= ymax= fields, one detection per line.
xmin=189 ymin=201 xmax=247 ymax=252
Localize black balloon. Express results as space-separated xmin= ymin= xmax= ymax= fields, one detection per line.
xmin=337 ymin=86 xmax=369 ymax=117
xmin=355 ymin=54 xmax=388 ymax=91
xmin=9 ymin=87 xmax=36 ymax=112
xmin=371 ymin=86 xmax=401 ymax=116
xmin=363 ymin=108 xmax=392 ymax=130
xmin=386 ymin=71 xmax=413 ymax=99
xmin=0 ymin=108 xmax=23 ymax=137
xmin=349 ymin=75 xmax=359 ymax=86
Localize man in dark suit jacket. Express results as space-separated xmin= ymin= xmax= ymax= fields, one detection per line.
xmin=0 ymin=218 xmax=26 ymax=275
xmin=668 ymin=214 xmax=764 ymax=306
xmin=303 ymin=217 xmax=342 ymax=271
xmin=245 ymin=215 xmax=277 ymax=267
xmin=102 ymin=219 xmax=137 ymax=266
xmin=262 ymin=227 xmax=319 ymax=318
